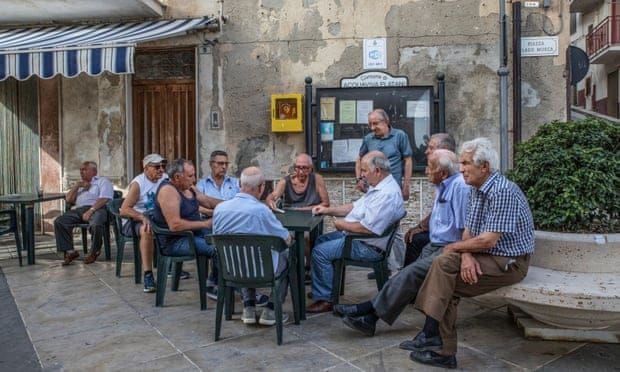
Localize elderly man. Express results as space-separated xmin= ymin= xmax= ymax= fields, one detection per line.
xmin=213 ymin=166 xmax=293 ymax=325
xmin=150 ymin=158 xmax=221 ymax=260
xmin=307 ymin=151 xmax=406 ymax=313
xmin=410 ymin=138 xmax=534 ymax=369
xmin=355 ymin=109 xmax=413 ymax=200
xmin=404 ymin=133 xmax=457 ymax=266
xmin=335 ymin=149 xmax=470 ymax=337
xmin=55 ymin=161 xmax=114 ymax=265
xmin=120 ymin=153 xmax=167 ymax=292
xmin=266 ymin=153 xmax=329 ymax=211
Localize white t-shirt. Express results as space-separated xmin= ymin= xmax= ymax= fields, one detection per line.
xmin=129 ymin=173 xmax=168 ymax=213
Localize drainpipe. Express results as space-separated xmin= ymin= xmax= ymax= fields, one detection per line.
xmin=304 ymin=77 xmax=313 ymax=159
xmin=512 ymin=1 xmax=522 ymax=151
xmin=498 ymin=0 xmax=509 ymax=172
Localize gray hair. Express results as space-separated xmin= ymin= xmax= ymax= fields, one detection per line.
xmin=240 ymin=166 xmax=264 ymax=190
xmin=368 ymin=109 xmax=390 ymax=124
xmin=431 ymin=149 xmax=459 ymax=175
xmin=366 ymin=152 xmax=391 ymax=174
xmin=460 ymin=138 xmax=499 ymax=171
xmin=166 ymin=158 xmax=192 ymax=179
xmin=430 ymin=133 xmax=456 ymax=152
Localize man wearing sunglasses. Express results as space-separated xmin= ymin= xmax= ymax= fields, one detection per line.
xmin=120 ymin=153 xmax=168 ymax=292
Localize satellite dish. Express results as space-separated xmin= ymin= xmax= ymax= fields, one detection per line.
xmin=569 ymin=46 xmax=589 ymax=85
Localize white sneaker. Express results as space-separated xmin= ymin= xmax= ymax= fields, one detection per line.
xmin=258 ymin=308 xmax=289 ymax=326
xmin=241 ymin=306 xmax=257 ymax=324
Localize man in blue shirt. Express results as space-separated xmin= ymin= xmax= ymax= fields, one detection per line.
xmin=213 ymin=166 xmax=293 ymax=326
xmin=334 ymin=149 xmax=470 ymax=337
xmin=196 ymin=150 xmax=239 ymax=213
xmin=355 ymin=109 xmax=413 ymax=200
xmin=410 ymin=138 xmax=534 ymax=369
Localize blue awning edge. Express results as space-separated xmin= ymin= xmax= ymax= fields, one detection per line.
xmin=0 ymin=17 xmax=214 ymax=81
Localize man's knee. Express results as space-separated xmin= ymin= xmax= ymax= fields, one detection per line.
xmin=435 ymin=252 xmax=461 ymax=271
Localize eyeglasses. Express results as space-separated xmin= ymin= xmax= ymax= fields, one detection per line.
xmin=295 ymin=165 xmax=312 ymax=171
xmin=211 ymin=161 xmax=229 ymax=166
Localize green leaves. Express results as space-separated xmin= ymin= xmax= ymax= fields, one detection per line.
xmin=508 ymin=118 xmax=619 ymax=233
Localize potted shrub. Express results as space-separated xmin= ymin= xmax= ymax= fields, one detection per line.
xmin=496 ymin=118 xmax=620 ymax=331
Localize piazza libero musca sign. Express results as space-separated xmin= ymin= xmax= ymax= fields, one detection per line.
xmin=521 ymin=36 xmax=559 ymax=57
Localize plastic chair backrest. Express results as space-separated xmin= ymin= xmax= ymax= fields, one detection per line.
xmin=210 ymin=234 xmax=287 ymax=285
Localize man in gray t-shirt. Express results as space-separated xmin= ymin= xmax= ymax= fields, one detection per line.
xmin=355 ymin=109 xmax=413 ymax=201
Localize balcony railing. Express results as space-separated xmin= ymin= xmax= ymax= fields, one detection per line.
xmin=586 ymin=15 xmax=620 ymax=56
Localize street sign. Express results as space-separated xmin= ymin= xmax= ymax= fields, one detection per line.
xmin=521 ymin=36 xmax=559 ymax=57
xmin=524 ymin=1 xmax=540 ymax=7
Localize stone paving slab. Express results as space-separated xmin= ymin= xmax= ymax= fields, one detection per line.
xmin=1 ymin=249 xmax=619 ymax=371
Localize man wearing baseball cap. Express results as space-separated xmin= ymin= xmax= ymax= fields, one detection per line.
xmin=120 ymin=153 xmax=168 ymax=292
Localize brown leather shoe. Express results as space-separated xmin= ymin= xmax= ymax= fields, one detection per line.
xmin=83 ymin=250 xmax=101 ymax=264
xmin=306 ymin=300 xmax=333 ymax=313
xmin=62 ymin=251 xmax=80 ymax=266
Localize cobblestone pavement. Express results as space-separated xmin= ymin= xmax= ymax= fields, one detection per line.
xmin=0 ymin=241 xmax=618 ymax=371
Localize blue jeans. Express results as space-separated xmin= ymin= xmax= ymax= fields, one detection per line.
xmin=168 ymin=229 xmax=215 ymax=257
xmin=311 ymin=231 xmax=382 ymax=301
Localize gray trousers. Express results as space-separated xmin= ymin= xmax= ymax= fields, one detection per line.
xmin=372 ymin=243 xmax=444 ymax=325
xmin=242 ymin=251 xmax=289 ymax=306
xmin=387 ymin=230 xmax=405 ymax=271
xmin=54 ymin=206 xmax=108 ymax=253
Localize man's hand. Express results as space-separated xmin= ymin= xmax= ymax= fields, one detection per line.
xmin=402 ymin=183 xmax=410 ymax=201
xmin=355 ymin=179 xmax=368 ymax=193
xmin=76 ymin=180 xmax=91 ymax=190
xmin=203 ymin=218 xmax=213 ymax=229
xmin=312 ymin=205 xmax=329 ymax=215
xmin=267 ymin=199 xmax=279 ymax=210
xmin=460 ymin=253 xmax=482 ymax=284
xmin=404 ymin=225 xmax=424 ymax=243
xmin=82 ymin=208 xmax=94 ymax=222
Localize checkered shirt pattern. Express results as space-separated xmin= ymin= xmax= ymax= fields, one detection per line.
xmin=465 ymin=171 xmax=535 ymax=257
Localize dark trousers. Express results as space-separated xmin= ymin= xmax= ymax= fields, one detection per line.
xmin=54 ymin=206 xmax=108 ymax=253
xmin=372 ymin=243 xmax=443 ymax=325
xmin=404 ymin=231 xmax=430 ymax=267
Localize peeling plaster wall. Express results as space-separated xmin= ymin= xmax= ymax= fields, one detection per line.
xmin=61 ymin=73 xmax=126 ymax=187
xmin=211 ymin=0 xmax=568 ymax=177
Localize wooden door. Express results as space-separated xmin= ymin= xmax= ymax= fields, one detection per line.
xmin=132 ymin=79 xmax=195 ymax=175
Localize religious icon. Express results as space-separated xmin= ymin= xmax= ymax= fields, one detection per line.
xmin=277 ymin=99 xmax=298 ymax=120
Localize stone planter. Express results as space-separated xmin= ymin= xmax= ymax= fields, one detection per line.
xmin=493 ymin=231 xmax=620 ymax=330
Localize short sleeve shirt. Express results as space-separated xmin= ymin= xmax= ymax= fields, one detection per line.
xmin=196 ymin=176 xmax=240 ymax=201
xmin=465 ymin=171 xmax=535 ymax=256
xmin=429 ymin=174 xmax=470 ymax=244
xmin=75 ymin=176 xmax=114 ymax=207
xmin=359 ymin=128 xmax=413 ymax=186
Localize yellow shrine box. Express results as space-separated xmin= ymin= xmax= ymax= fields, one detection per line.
xmin=271 ymin=94 xmax=303 ymax=132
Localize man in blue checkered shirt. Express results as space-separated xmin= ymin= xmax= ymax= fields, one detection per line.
xmin=409 ymin=138 xmax=535 ymax=370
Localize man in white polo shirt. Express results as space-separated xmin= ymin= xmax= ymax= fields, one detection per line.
xmin=54 ymin=161 xmax=114 ymax=265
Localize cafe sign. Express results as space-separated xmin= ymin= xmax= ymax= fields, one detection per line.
xmin=521 ymin=36 xmax=559 ymax=57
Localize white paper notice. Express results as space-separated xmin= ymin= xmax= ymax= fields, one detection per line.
xmin=332 ymin=139 xmax=364 ymax=164
xmin=407 ymin=100 xmax=430 ymax=118
xmin=356 ymin=100 xmax=373 ymax=124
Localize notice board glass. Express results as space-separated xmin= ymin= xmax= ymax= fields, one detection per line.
xmin=316 ymin=86 xmax=435 ymax=172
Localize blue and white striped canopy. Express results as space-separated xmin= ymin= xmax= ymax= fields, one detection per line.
xmin=0 ymin=17 xmax=214 ymax=81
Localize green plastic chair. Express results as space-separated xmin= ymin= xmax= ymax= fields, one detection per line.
xmin=331 ymin=220 xmax=401 ymax=305
xmin=107 ymin=198 xmax=142 ymax=283
xmin=0 ymin=208 xmax=23 ymax=266
xmin=151 ymin=223 xmax=209 ymax=310
xmin=210 ymin=234 xmax=299 ymax=345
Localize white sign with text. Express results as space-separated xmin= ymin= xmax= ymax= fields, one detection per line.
xmin=363 ymin=38 xmax=387 ymax=69
xmin=521 ymin=36 xmax=559 ymax=57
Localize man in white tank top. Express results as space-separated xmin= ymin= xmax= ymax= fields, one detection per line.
xmin=120 ymin=154 xmax=168 ymax=292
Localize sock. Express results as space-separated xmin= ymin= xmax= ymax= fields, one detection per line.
xmin=244 ymin=300 xmax=256 ymax=308
xmin=266 ymin=302 xmax=274 ymax=310
xmin=357 ymin=301 xmax=374 ymax=315
xmin=144 ymin=270 xmax=152 ymax=276
xmin=423 ymin=316 xmax=440 ymax=337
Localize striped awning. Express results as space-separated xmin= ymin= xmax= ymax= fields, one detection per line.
xmin=0 ymin=17 xmax=214 ymax=81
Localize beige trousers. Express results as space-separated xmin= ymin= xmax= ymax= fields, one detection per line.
xmin=414 ymin=252 xmax=530 ymax=355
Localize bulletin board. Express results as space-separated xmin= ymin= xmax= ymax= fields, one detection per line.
xmin=315 ymin=86 xmax=435 ymax=172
